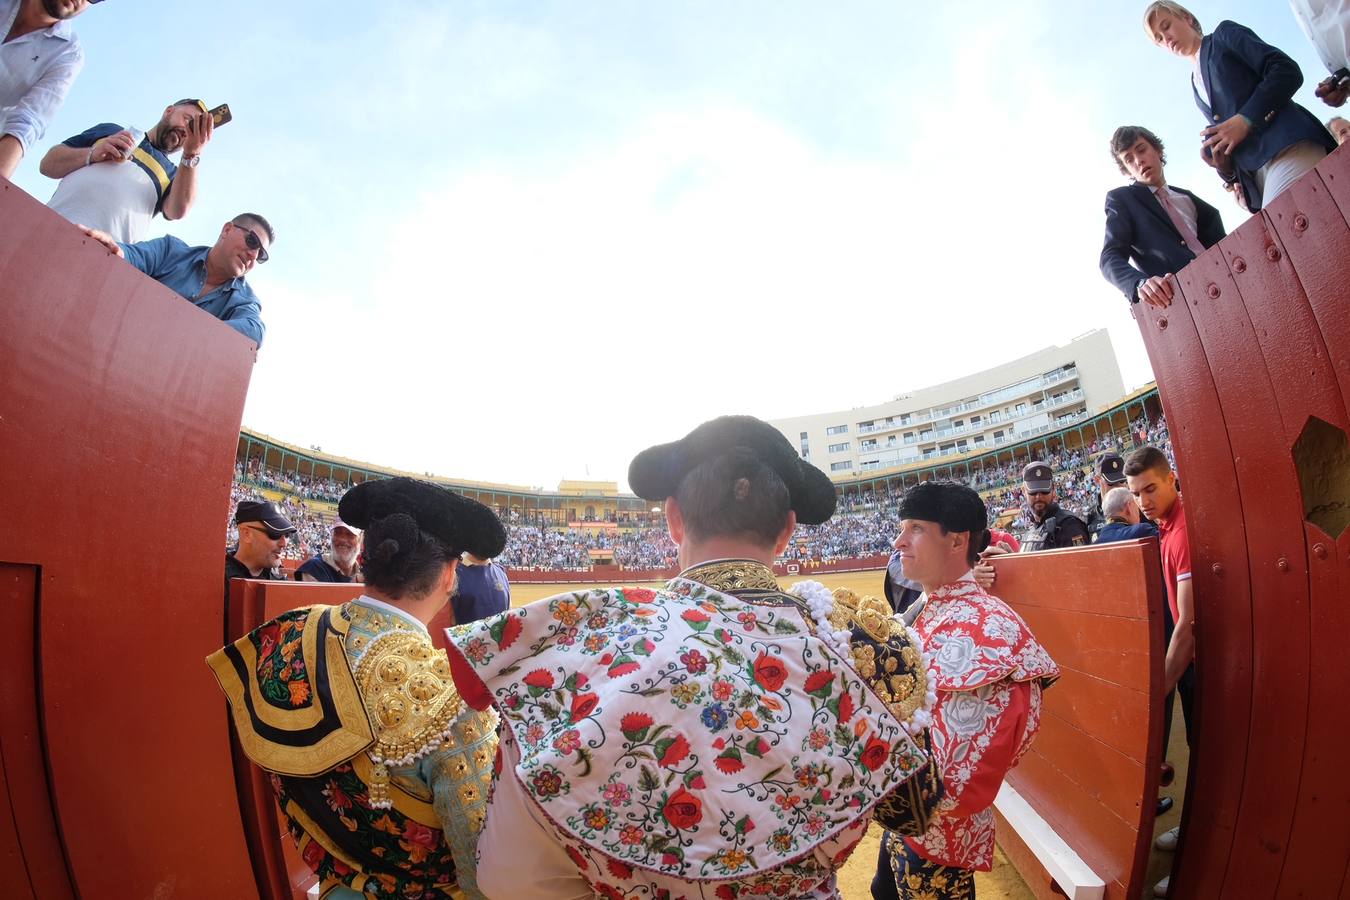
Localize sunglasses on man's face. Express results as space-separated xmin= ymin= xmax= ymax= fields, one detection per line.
xmin=235 ymin=224 xmax=269 ymax=263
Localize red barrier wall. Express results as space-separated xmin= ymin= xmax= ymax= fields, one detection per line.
xmin=1131 ymin=146 xmax=1350 ymax=898
xmin=988 ymin=541 xmax=1166 ymax=899
xmin=0 ymin=183 xmax=259 ymax=894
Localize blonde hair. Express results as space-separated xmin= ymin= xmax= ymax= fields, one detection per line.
xmin=1143 ymin=1 xmax=1201 ymax=41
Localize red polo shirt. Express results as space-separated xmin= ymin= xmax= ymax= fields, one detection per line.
xmin=1156 ymin=497 xmax=1191 ymax=621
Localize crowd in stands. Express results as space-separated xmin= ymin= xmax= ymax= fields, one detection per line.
xmin=228 ymin=415 xmax=1175 ymax=570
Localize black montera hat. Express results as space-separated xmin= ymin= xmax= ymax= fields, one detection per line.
xmin=628 ymin=415 xmax=838 ymax=525
xmin=897 ymin=480 xmax=989 ymax=536
xmin=1097 ymin=452 xmax=1127 ymax=485
xmin=338 ymin=477 xmax=506 ymax=559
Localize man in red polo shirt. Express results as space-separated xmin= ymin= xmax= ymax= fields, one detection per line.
xmin=1125 ymin=446 xmax=1194 ymax=897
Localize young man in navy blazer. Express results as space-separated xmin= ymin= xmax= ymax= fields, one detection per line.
xmin=1100 ymin=125 xmax=1226 ymax=308
xmin=1145 ymin=1 xmax=1336 ymax=211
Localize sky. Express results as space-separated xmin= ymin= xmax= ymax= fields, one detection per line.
xmin=11 ymin=1 xmax=1338 ymax=490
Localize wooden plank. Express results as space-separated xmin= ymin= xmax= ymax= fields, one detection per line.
xmin=1131 ymin=262 xmax=1254 ymax=900
xmin=1174 ymin=217 xmax=1313 ymax=898
xmin=0 ymin=564 xmax=43 ymax=900
xmin=1015 ymin=606 xmax=1150 ymax=689
xmin=1277 ymin=526 xmax=1350 ymax=900
xmin=1014 ymin=716 xmax=1144 ymax=834
xmin=991 ymin=539 xmax=1156 ymax=619
xmin=1040 ymin=674 xmax=1149 ymax=763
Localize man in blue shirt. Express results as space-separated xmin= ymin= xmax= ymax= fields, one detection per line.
xmin=80 ymin=212 xmax=272 ymax=347
xmin=451 ymin=553 xmax=510 ymax=624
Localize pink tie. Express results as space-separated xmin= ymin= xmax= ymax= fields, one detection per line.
xmin=1154 ymin=187 xmax=1206 ymax=256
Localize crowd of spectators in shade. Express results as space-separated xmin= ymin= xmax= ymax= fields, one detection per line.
xmin=228 ymin=415 xmax=1175 ymax=571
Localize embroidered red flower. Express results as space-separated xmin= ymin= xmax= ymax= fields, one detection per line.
xmin=837 ymin=690 xmax=855 ymax=724
xmin=658 ymin=733 xmax=691 ymax=768
xmin=620 ymin=711 xmax=654 ymax=740
xmin=681 ymin=608 xmax=710 ymax=630
xmin=753 ymin=652 xmax=788 ymax=692
xmin=860 ymin=735 xmax=890 ymax=771
xmin=571 ymin=692 xmax=600 ymax=720
xmin=565 ymin=844 xmax=589 ymax=871
xmin=493 ymin=613 xmax=522 ymax=651
xmin=662 ymin=786 xmax=703 ymax=830
xmin=595 ymin=884 xmax=624 ymax=900
xmin=523 ymin=669 xmax=555 ymax=690
xmin=399 ymin=820 xmax=438 ymax=863
xmin=714 ymin=748 xmax=745 ymax=774
xmin=680 ymin=649 xmax=708 ymax=674
xmin=625 ymin=587 xmax=657 ymax=603
xmin=302 ymin=838 xmax=326 ymax=869
xmin=606 ymin=858 xmax=634 ymax=879
xmin=804 ymin=670 xmax=834 ymax=697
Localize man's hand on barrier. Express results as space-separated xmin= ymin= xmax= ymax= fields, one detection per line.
xmin=1315 ymin=73 xmax=1349 ymax=108
xmin=79 ymin=225 xmax=124 ymax=258
xmin=1137 ymin=275 xmax=1174 ymax=308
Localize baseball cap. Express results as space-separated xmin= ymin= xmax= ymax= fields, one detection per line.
xmin=332 ymin=519 xmax=362 ymax=536
xmin=1097 ymin=452 xmax=1127 ymax=485
xmin=234 ymin=500 xmax=297 ymax=538
xmin=1022 ymin=462 xmax=1054 ymax=493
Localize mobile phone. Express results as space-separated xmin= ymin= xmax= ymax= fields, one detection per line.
xmin=209 ymin=104 xmax=232 ymax=128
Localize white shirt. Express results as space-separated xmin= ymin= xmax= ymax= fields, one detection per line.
xmin=0 ymin=0 xmax=84 ymax=153
xmin=48 ymin=152 xmax=162 ymax=241
xmin=1289 ymin=0 xmax=1350 ymax=74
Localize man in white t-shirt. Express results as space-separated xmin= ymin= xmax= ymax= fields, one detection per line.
xmin=40 ymin=98 xmax=214 ymax=242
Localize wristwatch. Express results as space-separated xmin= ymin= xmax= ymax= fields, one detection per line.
xmin=181 ymin=154 xmax=201 ymax=168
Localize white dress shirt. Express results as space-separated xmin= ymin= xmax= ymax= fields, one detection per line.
xmin=1289 ymin=0 xmax=1350 ymax=74
xmin=0 ymin=0 xmax=84 ymax=153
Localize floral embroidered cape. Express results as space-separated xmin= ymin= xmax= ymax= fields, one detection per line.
xmin=901 ymin=575 xmax=1059 ymax=872
xmin=446 ymin=563 xmax=936 ymax=893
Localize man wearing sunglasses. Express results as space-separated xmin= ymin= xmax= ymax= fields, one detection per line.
xmin=79 ymin=212 xmax=272 ymax=347
xmin=1017 ymin=461 xmax=1089 ymax=552
xmin=225 ymin=499 xmax=296 ymax=605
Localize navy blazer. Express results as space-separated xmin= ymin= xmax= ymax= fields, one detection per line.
xmin=1100 ymin=181 xmax=1225 ymax=303
xmin=1096 ymin=521 xmax=1159 ymax=544
xmin=1195 ymin=20 xmax=1336 ymax=210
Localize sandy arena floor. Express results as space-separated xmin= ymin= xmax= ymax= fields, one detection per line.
xmin=508 ymin=569 xmax=1036 ymax=900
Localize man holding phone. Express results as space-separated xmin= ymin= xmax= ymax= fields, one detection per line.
xmin=40 ymin=97 xmax=225 ymax=241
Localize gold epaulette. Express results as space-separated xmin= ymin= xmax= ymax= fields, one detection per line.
xmin=353 ymin=629 xmax=466 ymax=809
xmin=829 ymin=588 xmax=937 ymax=736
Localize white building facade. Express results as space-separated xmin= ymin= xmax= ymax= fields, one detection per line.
xmin=770 ymin=330 xmax=1126 ymax=477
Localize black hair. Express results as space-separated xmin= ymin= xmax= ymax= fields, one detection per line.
xmin=1124 ymin=446 xmax=1172 ymax=478
xmin=360 ymin=512 xmax=457 ymax=599
xmin=673 ymin=449 xmax=791 ymax=546
xmin=939 ymin=523 xmax=991 ymax=566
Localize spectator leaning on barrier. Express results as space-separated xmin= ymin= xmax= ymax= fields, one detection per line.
xmin=42 ymin=98 xmax=215 ymax=242
xmin=1101 ymin=125 xmax=1227 ymax=308
xmin=450 ymin=552 xmax=510 ymax=625
xmin=295 ymin=520 xmax=362 ymax=583
xmin=80 ymin=213 xmax=272 ymax=347
xmin=225 ymin=500 xmax=296 ymax=604
xmin=0 ymin=0 xmax=104 ymax=181
xmin=1018 ymin=461 xmax=1089 ymax=552
xmin=1144 ymin=1 xmax=1336 ymax=211
xmin=1287 ymin=0 xmax=1350 ymax=107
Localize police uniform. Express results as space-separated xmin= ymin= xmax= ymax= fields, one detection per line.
xmin=1085 ymin=453 xmax=1128 ymax=543
xmin=1019 ymin=462 xmax=1088 ymax=552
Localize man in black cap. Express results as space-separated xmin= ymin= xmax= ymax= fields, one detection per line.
xmin=876 ymin=481 xmax=1059 ymax=899
xmin=1018 ymin=461 xmax=1089 ymax=552
xmin=208 ymin=477 xmax=507 ymax=900
xmin=224 ymin=499 xmax=296 ymax=603
xmin=444 ymin=415 xmax=943 ymax=900
xmin=1085 ymin=452 xmax=1129 ymax=542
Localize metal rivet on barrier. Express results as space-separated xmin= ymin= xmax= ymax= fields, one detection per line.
xmin=1212 ymin=563 xmax=1223 ymax=575
xmin=1277 ymin=557 xmax=1289 ymax=572
xmin=1294 ymin=214 xmax=1309 ymax=232
xmin=1158 ymin=316 xmax=1168 ymax=330
xmin=1266 ymin=246 xmax=1281 ymax=262
xmin=1207 ymin=284 xmax=1221 ymax=299
xmin=1232 ymin=258 xmax=1247 ymax=273
xmin=1313 ymin=544 xmax=1327 ymax=559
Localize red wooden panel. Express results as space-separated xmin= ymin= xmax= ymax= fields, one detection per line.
xmin=1174 ymin=222 xmax=1313 ymax=897
xmin=1015 ymin=606 xmax=1149 ymax=699
xmin=1132 ymin=262 xmax=1255 ymax=900
xmin=990 ymin=539 xmax=1163 ymax=899
xmin=1277 ymin=526 xmax=1350 ymax=900
xmin=0 ymin=564 xmax=71 ymax=899
xmin=0 ymin=184 xmax=258 ymax=896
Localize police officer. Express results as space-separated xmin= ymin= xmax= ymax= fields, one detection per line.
xmin=1085 ymin=452 xmax=1129 ymax=542
xmin=225 ymin=499 xmax=296 ymax=603
xmin=1019 ymin=461 xmax=1089 ymax=551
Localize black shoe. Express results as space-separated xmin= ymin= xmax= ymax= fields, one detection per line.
xmin=1156 ymin=796 xmax=1174 ymax=816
